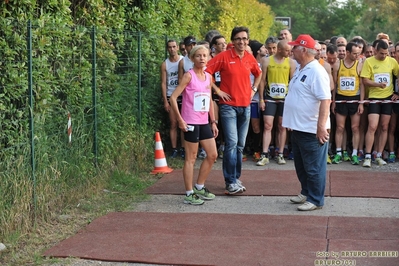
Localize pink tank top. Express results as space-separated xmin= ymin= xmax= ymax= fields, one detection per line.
xmin=181 ymin=69 xmax=212 ymax=124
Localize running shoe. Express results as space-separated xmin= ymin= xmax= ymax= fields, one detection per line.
xmin=225 ymin=183 xmax=243 ymax=195
xmin=357 ymin=151 xmax=364 ymax=162
xmin=184 ymin=193 xmax=204 ymax=205
xmin=253 ymin=152 xmax=261 ymax=161
xmin=268 ymin=147 xmax=275 ymax=159
xmin=362 ymin=158 xmax=371 ymax=168
xmin=274 ymin=148 xmax=280 ymax=159
xmin=388 ymin=154 xmax=396 ymax=163
xmin=170 ymin=149 xmax=178 ymax=158
xmin=351 ymin=155 xmax=359 ymax=165
xmin=375 ymin=157 xmax=387 ymax=166
xmin=236 ymin=179 xmax=246 ymax=191
xmin=193 ymin=186 xmax=215 ymax=200
xmin=277 ymin=154 xmax=286 ymax=165
xmin=297 ymin=201 xmax=323 ymax=211
xmin=290 ymin=193 xmax=307 ymax=204
xmin=371 ymin=151 xmax=377 ymax=163
xmin=343 ymin=151 xmax=351 ymax=161
xmin=383 ymin=150 xmax=389 ymax=160
xmin=332 ymin=154 xmax=342 ymax=164
xmin=198 ymin=148 xmax=207 ymax=159
xmin=256 ymin=154 xmax=269 ymax=166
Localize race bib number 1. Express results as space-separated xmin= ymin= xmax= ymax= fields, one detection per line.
xmin=193 ymin=92 xmax=210 ymax=112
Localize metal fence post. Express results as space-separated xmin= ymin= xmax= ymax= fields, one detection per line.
xmin=27 ymin=20 xmax=37 ymax=222
xmin=91 ymin=26 xmax=98 ymax=167
xmin=137 ymin=31 xmax=142 ymax=126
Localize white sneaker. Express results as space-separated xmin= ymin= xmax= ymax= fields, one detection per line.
xmin=236 ymin=179 xmax=246 ymax=191
xmin=224 ymin=183 xmax=243 ymax=195
xmin=297 ymin=201 xmax=323 ymax=211
xmin=290 ymin=194 xmax=307 ymax=204
xmin=362 ymin=158 xmax=371 ymax=168
xmin=277 ymin=155 xmax=286 ymax=165
xmin=198 ymin=148 xmax=207 ymax=159
xmin=375 ymin=157 xmax=387 ymax=166
xmin=256 ymin=154 xmax=269 ymax=166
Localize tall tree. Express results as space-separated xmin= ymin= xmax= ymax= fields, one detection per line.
xmin=204 ymin=0 xmax=274 ymax=42
xmin=260 ymin=0 xmax=365 ymax=41
xmin=260 ymin=0 xmax=327 ymax=39
xmin=354 ymin=0 xmax=399 ymax=43
xmin=320 ymin=0 xmax=365 ymax=39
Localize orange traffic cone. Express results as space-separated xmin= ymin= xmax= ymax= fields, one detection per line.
xmin=150 ymin=132 xmax=173 ymax=174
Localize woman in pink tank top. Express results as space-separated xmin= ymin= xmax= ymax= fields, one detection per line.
xmin=169 ymin=45 xmax=219 ymax=205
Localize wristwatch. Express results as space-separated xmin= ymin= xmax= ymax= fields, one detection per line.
xmin=252 ymin=86 xmax=258 ymax=92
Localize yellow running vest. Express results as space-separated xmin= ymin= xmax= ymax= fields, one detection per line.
xmin=266 ymin=56 xmax=290 ymax=99
xmin=337 ymin=60 xmax=360 ymax=96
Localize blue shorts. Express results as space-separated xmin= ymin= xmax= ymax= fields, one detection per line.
xmin=250 ymin=102 xmax=260 ymax=119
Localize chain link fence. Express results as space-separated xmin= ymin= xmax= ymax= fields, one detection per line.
xmin=0 ymin=20 xmax=175 ymax=234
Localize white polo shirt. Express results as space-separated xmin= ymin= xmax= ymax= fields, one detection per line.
xmin=282 ymin=60 xmax=331 ymax=134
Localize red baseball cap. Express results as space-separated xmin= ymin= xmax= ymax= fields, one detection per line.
xmin=288 ymin=34 xmax=316 ymax=50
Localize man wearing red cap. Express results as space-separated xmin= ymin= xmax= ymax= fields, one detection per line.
xmin=283 ymin=34 xmax=331 ymax=211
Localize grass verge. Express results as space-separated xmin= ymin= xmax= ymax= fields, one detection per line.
xmin=0 ymin=157 xmax=184 ymax=265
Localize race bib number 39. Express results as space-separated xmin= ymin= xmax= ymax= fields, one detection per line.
xmin=194 ymin=92 xmax=210 ymax=112
xmin=374 ymin=73 xmax=391 ymax=87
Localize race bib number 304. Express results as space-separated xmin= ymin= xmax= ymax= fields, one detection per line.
xmin=194 ymin=92 xmax=210 ymax=112
xmin=340 ymin=77 xmax=356 ymax=91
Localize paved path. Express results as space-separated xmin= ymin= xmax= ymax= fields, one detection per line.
xmin=55 ymin=159 xmax=399 ymax=266
xmin=133 ymin=159 xmax=399 ymax=218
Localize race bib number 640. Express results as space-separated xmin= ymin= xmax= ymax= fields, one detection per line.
xmin=269 ymin=83 xmax=286 ymax=98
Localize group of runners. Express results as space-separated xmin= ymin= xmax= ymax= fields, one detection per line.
xmin=161 ymin=29 xmax=399 ymax=173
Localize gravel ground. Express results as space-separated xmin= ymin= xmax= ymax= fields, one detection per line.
xmin=47 ymin=158 xmax=399 ymax=266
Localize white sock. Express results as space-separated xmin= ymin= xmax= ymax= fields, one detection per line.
xmin=186 ymin=190 xmax=194 ymax=196
xmin=336 ymin=148 xmax=342 ymax=156
xmin=195 ymin=184 xmax=204 ymax=190
xmin=352 ymin=149 xmax=358 ymax=156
